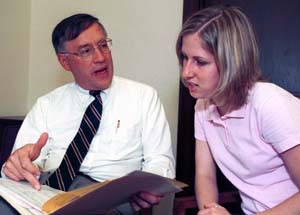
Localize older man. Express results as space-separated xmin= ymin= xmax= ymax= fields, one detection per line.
xmin=1 ymin=13 xmax=175 ymax=215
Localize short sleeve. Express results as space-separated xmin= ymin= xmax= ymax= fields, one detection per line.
xmin=194 ymin=99 xmax=207 ymax=142
xmin=257 ymin=88 xmax=300 ymax=153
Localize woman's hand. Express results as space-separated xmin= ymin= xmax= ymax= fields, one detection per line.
xmin=198 ymin=202 xmax=231 ymax=215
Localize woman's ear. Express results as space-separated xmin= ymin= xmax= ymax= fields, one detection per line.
xmin=57 ymin=54 xmax=71 ymax=71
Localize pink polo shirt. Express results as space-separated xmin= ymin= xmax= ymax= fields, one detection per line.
xmin=194 ymin=82 xmax=300 ymax=214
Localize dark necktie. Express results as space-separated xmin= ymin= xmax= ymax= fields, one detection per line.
xmin=45 ymin=90 xmax=102 ymax=191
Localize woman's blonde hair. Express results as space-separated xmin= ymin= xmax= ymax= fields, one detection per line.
xmin=176 ymin=6 xmax=261 ymax=112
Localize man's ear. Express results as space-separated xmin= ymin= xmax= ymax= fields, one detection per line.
xmin=57 ymin=54 xmax=71 ymax=71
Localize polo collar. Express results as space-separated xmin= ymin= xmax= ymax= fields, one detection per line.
xmin=206 ymin=103 xmax=247 ymax=122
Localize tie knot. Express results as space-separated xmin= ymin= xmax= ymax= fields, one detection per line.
xmin=89 ymin=90 xmax=101 ymax=97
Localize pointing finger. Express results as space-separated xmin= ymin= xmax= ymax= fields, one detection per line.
xmin=30 ymin=132 xmax=48 ymax=161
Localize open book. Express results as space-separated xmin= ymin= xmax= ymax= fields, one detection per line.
xmin=0 ymin=171 xmax=187 ymax=215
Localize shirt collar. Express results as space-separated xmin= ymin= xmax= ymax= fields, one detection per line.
xmin=206 ymin=103 xmax=247 ymax=121
xmin=73 ymin=77 xmax=116 ymax=104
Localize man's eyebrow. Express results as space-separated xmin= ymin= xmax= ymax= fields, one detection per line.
xmin=97 ymin=38 xmax=108 ymax=43
xmin=77 ymin=39 xmax=106 ymax=49
xmin=77 ymin=43 xmax=92 ymax=50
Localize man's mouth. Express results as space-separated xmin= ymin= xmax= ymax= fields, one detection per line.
xmin=93 ymin=67 xmax=107 ymax=74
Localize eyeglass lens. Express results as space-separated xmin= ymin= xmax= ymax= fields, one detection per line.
xmin=79 ymin=39 xmax=112 ymax=61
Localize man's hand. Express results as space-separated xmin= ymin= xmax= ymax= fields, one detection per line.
xmin=3 ymin=132 xmax=48 ymax=190
xmin=130 ymin=191 xmax=163 ymax=211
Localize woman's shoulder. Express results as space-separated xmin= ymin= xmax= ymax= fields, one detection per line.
xmin=249 ymin=82 xmax=299 ymax=109
xmin=250 ymin=82 xmax=291 ymax=101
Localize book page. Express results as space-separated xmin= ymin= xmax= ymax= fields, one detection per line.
xmin=1 ymin=190 xmax=42 ymax=215
xmin=0 ymin=178 xmax=63 ymax=215
xmin=0 ymin=171 xmax=187 ymax=215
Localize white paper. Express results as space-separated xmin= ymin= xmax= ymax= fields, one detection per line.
xmin=0 ymin=179 xmax=63 ymax=215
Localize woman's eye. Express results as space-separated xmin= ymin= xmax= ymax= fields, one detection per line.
xmin=195 ymin=59 xmax=208 ymax=66
xmin=181 ymin=54 xmax=188 ymax=62
xmin=182 ymin=53 xmax=187 ymax=60
xmin=182 ymin=58 xmax=188 ymax=66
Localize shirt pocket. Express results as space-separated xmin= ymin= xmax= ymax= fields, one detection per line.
xmin=95 ymin=120 xmax=141 ymax=152
xmin=113 ymin=123 xmax=141 ymax=145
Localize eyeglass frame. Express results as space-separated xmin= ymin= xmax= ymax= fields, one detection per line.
xmin=59 ymin=38 xmax=112 ymax=62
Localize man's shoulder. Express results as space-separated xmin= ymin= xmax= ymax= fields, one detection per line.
xmin=37 ymin=82 xmax=76 ymax=102
xmin=113 ymin=76 xmax=156 ymax=92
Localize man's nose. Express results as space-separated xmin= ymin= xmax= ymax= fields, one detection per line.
xmin=93 ymin=47 xmax=105 ymax=62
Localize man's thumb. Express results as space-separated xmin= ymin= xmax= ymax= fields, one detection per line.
xmin=30 ymin=132 xmax=48 ymax=161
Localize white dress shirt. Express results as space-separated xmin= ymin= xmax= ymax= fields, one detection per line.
xmin=10 ymin=76 xmax=175 ymax=182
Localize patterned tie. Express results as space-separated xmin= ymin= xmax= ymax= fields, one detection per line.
xmin=45 ymin=90 xmax=102 ymax=191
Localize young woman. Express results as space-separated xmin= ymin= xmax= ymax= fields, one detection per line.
xmin=176 ymin=6 xmax=300 ymax=215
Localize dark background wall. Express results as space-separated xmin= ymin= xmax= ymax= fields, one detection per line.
xmin=208 ymin=0 xmax=300 ymax=96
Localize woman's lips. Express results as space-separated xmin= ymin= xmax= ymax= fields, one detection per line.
xmin=187 ymin=82 xmax=198 ymax=92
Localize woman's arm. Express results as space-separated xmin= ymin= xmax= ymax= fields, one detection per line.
xmin=195 ymin=139 xmax=218 ymax=210
xmin=256 ymin=145 xmax=300 ymax=215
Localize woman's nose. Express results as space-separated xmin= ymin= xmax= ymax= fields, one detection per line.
xmin=181 ymin=60 xmax=193 ymax=78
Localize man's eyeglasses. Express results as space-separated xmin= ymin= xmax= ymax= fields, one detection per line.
xmin=59 ymin=38 xmax=112 ymax=62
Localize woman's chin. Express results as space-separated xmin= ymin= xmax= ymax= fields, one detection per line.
xmin=189 ymin=91 xmax=200 ymax=99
